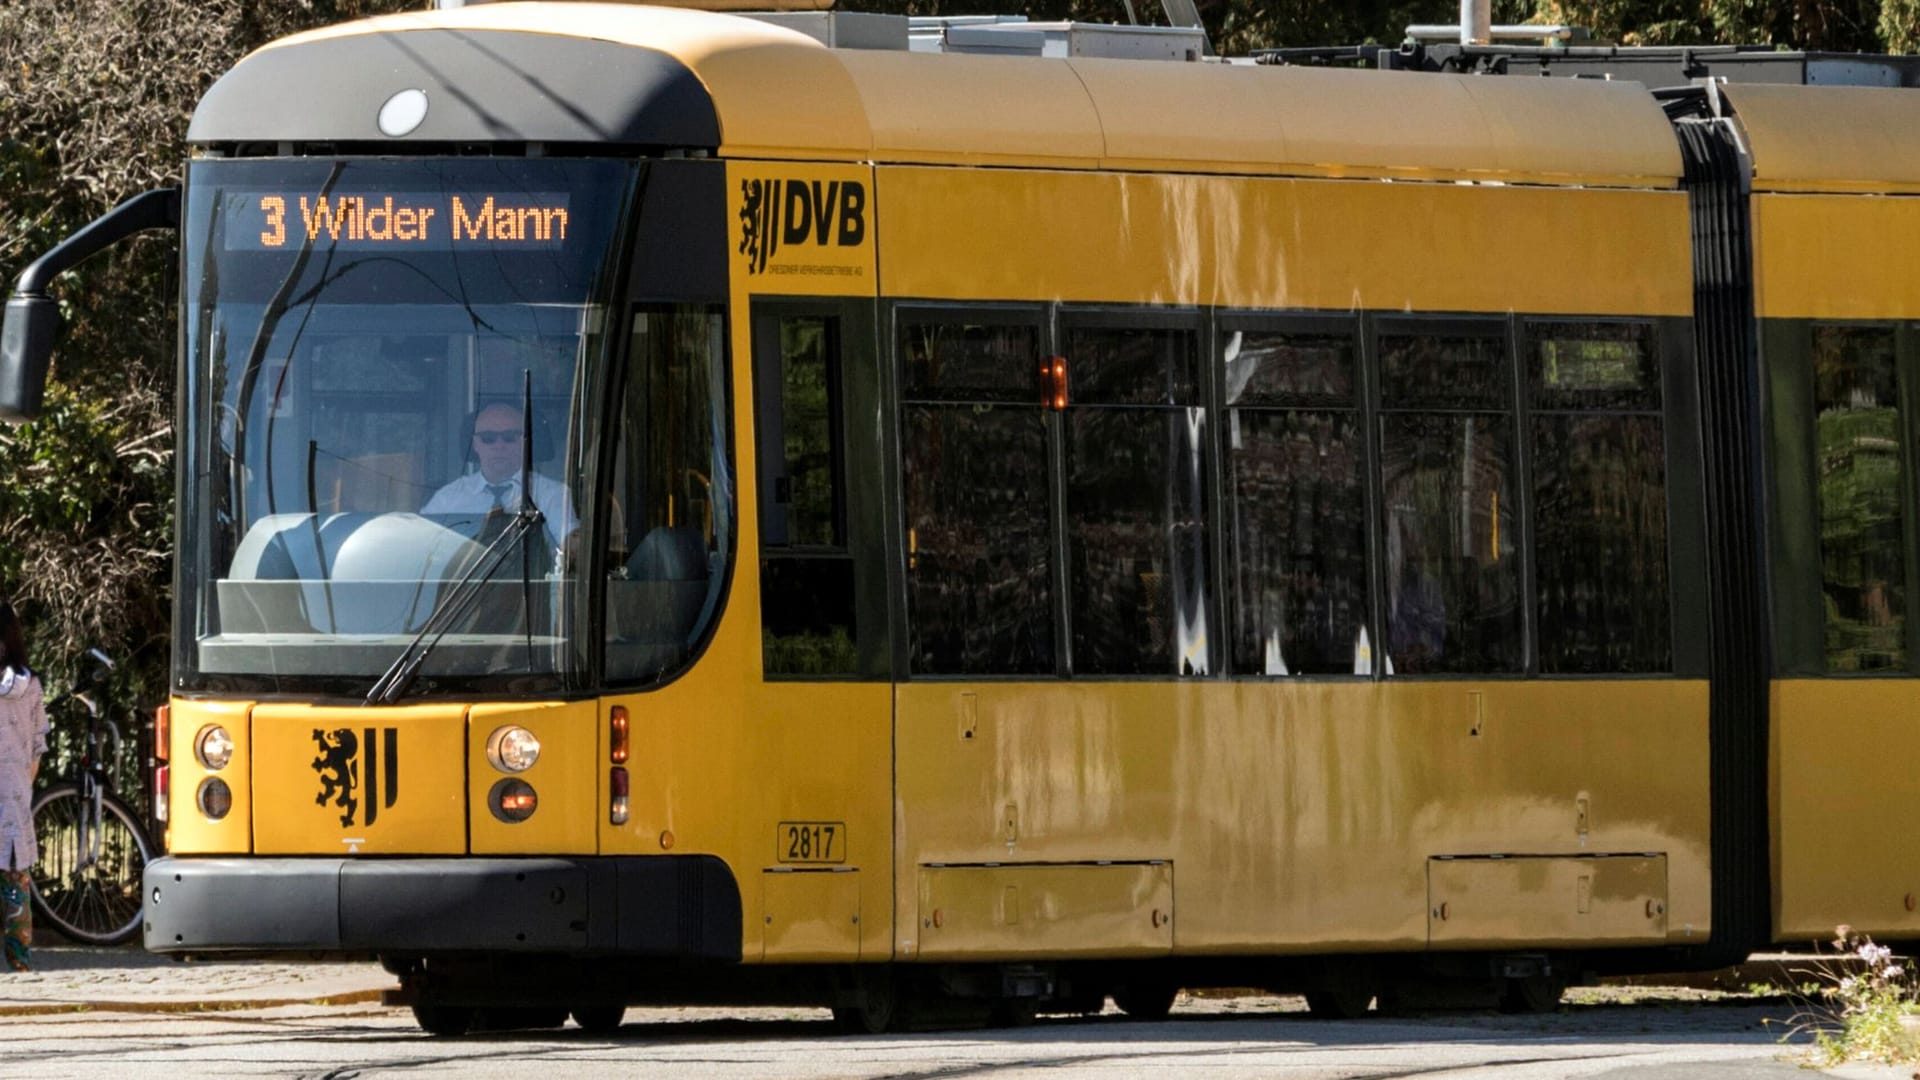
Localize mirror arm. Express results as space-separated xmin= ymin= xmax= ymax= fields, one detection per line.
xmin=11 ymin=187 xmax=181 ymax=297
xmin=1 ymin=187 xmax=180 ymax=423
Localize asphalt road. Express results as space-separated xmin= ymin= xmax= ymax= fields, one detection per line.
xmin=2 ymin=991 xmax=1905 ymax=1080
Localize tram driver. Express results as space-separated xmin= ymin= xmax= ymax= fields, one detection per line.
xmin=421 ymin=400 xmax=580 ymax=561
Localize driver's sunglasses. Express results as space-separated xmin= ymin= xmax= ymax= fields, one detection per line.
xmin=474 ymin=430 xmax=522 ymax=445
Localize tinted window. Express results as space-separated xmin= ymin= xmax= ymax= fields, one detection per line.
xmin=1380 ymin=412 xmax=1521 ymax=674
xmin=1533 ymin=414 xmax=1670 ymax=673
xmin=1066 ymin=405 xmax=1210 ymax=675
xmin=774 ymin=317 xmax=840 ymax=548
xmin=606 ymin=308 xmax=732 ymax=685
xmin=1228 ymin=408 xmax=1366 ymax=674
xmin=901 ymin=318 xmax=1040 ymax=402
xmin=1224 ymin=329 xmax=1354 ymax=405
xmin=1065 ymin=325 xmax=1199 ymax=405
xmin=1382 ymin=332 xmax=1509 ymax=410
xmin=1528 ymin=322 xmax=1670 ymax=674
xmin=757 ymin=313 xmax=857 ymax=677
xmin=903 ymin=405 xmax=1054 ymax=674
xmin=1814 ymin=324 xmax=1906 ymax=673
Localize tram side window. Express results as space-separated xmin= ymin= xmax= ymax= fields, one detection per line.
xmin=1222 ymin=326 xmax=1367 ymax=675
xmin=901 ymin=316 xmax=1054 ymax=675
xmin=756 ymin=314 xmax=857 ymax=676
xmin=604 ymin=307 xmax=733 ymax=685
xmin=1379 ymin=329 xmax=1521 ymax=674
xmin=1813 ymin=324 xmax=1906 ymax=673
xmin=1528 ymin=322 xmax=1671 ymax=674
xmin=1063 ymin=324 xmax=1209 ymax=675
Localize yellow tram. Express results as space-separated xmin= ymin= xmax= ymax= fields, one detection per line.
xmin=5 ymin=0 xmax=1920 ymax=1034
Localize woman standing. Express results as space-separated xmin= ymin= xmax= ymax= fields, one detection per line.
xmin=0 ymin=600 xmax=47 ymax=972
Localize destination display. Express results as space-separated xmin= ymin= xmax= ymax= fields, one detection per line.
xmin=225 ymin=191 xmax=572 ymax=252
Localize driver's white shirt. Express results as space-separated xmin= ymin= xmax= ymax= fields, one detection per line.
xmin=421 ymin=470 xmax=577 ymax=547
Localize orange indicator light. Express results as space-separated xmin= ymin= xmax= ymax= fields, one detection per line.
xmin=153 ymin=704 xmax=170 ymax=763
xmin=1040 ymin=356 xmax=1069 ymax=411
xmin=610 ymin=706 xmax=630 ymax=764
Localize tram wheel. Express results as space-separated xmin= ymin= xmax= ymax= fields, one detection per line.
xmin=989 ymin=998 xmax=1038 ymax=1028
xmin=1303 ymin=988 xmax=1375 ymax=1019
xmin=1500 ymin=974 xmax=1568 ymax=1014
xmin=1112 ymin=980 xmax=1178 ymax=1020
xmin=834 ymin=971 xmax=914 ymax=1034
xmin=411 ymin=1003 xmax=477 ymax=1037
xmin=571 ymin=1005 xmax=625 ymax=1033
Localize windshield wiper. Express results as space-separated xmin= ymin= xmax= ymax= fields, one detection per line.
xmin=366 ymin=376 xmax=544 ymax=706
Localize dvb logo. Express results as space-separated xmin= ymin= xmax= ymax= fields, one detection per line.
xmin=311 ymin=727 xmax=400 ymax=828
xmin=739 ymin=178 xmax=868 ymax=275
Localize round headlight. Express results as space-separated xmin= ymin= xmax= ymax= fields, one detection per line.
xmin=488 ymin=778 xmax=537 ymax=823
xmin=197 ymin=777 xmax=233 ymax=820
xmin=486 ymin=725 xmax=541 ymax=773
xmin=195 ymin=725 xmax=234 ymax=771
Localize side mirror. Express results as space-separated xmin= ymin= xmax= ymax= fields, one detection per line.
xmin=0 ymin=296 xmax=59 ymax=423
xmin=0 ymin=186 xmax=180 ymax=425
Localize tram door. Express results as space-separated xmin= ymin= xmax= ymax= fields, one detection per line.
xmin=748 ymin=299 xmax=892 ymax=962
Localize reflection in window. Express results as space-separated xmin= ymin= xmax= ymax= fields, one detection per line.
xmin=1224 ymin=329 xmax=1353 ymax=404
xmin=1534 ymin=415 xmax=1670 ymax=672
xmin=1382 ymin=332 xmax=1508 ymax=410
xmin=1064 ymin=327 xmax=1208 ymax=675
xmin=903 ymin=405 xmax=1053 ymax=674
xmin=1067 ymin=408 xmax=1209 ymax=674
xmin=1064 ymin=325 xmax=1199 ymax=405
xmin=1815 ymin=324 xmax=1906 ymax=672
xmin=1381 ymin=415 xmax=1519 ymax=673
xmin=1229 ymin=409 xmax=1365 ymax=675
xmin=1528 ymin=322 xmax=1669 ymax=674
xmin=776 ymin=318 xmax=840 ymax=548
xmin=758 ymin=314 xmax=856 ymax=677
xmin=901 ymin=319 xmax=1040 ymax=402
xmin=605 ymin=308 xmax=731 ymax=685
xmin=1381 ymin=332 xmax=1521 ymax=674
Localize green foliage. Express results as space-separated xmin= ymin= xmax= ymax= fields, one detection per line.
xmin=0 ymin=0 xmax=420 ymax=812
xmin=764 ymin=627 xmax=860 ymax=676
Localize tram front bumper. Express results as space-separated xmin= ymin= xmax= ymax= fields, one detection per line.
xmin=142 ymin=855 xmax=741 ymax=959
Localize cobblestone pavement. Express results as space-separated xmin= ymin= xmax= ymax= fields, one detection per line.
xmin=0 ymin=947 xmax=393 ymax=1013
xmin=0 ymin=948 xmax=1912 ymax=1078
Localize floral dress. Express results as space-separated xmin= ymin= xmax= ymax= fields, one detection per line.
xmin=0 ymin=667 xmax=48 ymax=971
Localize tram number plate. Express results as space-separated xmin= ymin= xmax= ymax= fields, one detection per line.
xmin=778 ymin=821 xmax=846 ymax=864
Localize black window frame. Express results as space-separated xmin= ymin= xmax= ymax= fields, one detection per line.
xmin=1521 ymin=316 xmax=1675 ymax=677
xmin=894 ymin=301 xmax=1058 ymax=679
xmin=1215 ymin=311 xmax=1373 ymax=679
xmin=1371 ymin=314 xmax=1529 ymax=678
xmin=1056 ymin=306 xmax=1212 ymax=678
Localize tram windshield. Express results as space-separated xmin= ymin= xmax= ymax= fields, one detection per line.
xmin=175 ymin=158 xmax=636 ymax=695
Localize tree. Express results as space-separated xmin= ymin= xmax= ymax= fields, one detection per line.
xmin=0 ymin=0 xmax=416 ymax=797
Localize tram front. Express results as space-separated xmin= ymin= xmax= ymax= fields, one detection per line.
xmin=124 ymin=14 xmax=742 ymax=965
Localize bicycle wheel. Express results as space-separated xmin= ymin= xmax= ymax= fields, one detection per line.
xmin=30 ymin=783 xmax=153 ymax=946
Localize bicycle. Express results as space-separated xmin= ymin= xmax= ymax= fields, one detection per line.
xmin=29 ymin=648 xmax=155 ymax=946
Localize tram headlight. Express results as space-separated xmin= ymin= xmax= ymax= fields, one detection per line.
xmin=197 ymin=777 xmax=232 ymax=820
xmin=486 ymin=725 xmax=541 ymax=773
xmin=195 ymin=725 xmax=234 ymax=771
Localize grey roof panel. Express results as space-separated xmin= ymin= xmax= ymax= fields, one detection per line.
xmin=189 ymin=29 xmax=719 ymax=148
